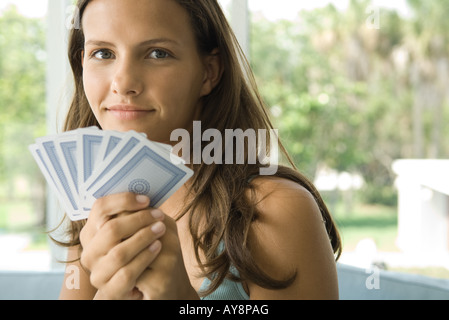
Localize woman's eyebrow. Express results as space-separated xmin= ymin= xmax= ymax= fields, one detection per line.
xmin=137 ymin=38 xmax=180 ymax=47
xmin=84 ymin=38 xmax=180 ymax=48
xmin=84 ymin=40 xmax=116 ymax=47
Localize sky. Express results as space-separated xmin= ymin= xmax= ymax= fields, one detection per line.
xmin=1 ymin=0 xmax=411 ymax=19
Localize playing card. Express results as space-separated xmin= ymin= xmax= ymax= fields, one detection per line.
xmin=95 ymin=130 xmax=125 ymax=163
xmin=77 ymin=127 xmax=104 ymax=190
xmin=29 ymin=144 xmax=78 ymax=219
xmin=30 ymin=128 xmax=193 ymax=221
xmin=95 ymin=131 xmax=152 ymax=163
xmin=85 ymin=140 xmax=193 ymax=209
xmin=33 ymin=136 xmax=81 ymax=219
xmin=82 ymin=130 xmax=143 ymax=201
xmin=54 ymin=131 xmax=79 ymax=193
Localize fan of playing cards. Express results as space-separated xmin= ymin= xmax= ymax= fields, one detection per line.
xmin=29 ymin=127 xmax=193 ymax=221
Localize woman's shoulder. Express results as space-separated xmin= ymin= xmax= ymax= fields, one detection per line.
xmin=244 ymin=175 xmax=338 ymax=298
xmin=247 ymin=175 xmax=325 ymax=237
xmin=248 ymin=175 xmax=319 ymax=214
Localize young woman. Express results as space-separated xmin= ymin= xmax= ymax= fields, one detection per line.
xmin=58 ymin=0 xmax=342 ymax=300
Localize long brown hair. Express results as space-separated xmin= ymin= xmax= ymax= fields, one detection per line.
xmin=61 ymin=0 xmax=341 ymax=296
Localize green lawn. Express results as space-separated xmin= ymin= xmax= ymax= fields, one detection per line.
xmin=332 ymin=202 xmax=449 ymax=279
xmin=333 ymin=203 xmax=399 ymax=252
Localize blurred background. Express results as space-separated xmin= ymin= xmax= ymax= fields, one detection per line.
xmin=0 ymin=0 xmax=448 ymax=281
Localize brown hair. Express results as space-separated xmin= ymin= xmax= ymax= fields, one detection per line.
xmin=61 ymin=0 xmax=341 ymax=296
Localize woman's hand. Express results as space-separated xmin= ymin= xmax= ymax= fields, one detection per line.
xmin=79 ymin=193 xmax=166 ymax=300
xmin=134 ymin=215 xmax=200 ymax=300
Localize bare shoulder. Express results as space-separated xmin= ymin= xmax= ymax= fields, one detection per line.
xmin=248 ymin=176 xmax=323 ymax=228
xmin=245 ymin=176 xmax=339 ymax=300
xmin=249 ymin=175 xmax=319 ymax=208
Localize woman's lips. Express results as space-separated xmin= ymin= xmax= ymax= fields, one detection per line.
xmin=107 ymin=105 xmax=155 ymax=120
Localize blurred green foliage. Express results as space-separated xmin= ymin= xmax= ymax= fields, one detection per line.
xmin=0 ymin=5 xmax=46 ymax=175
xmin=250 ymin=0 xmax=449 ymax=205
xmin=0 ymin=5 xmax=46 ymax=227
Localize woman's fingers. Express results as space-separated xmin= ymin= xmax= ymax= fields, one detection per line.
xmin=89 ymin=221 xmax=166 ymax=289
xmin=78 ymin=192 xmax=168 ymax=299
xmin=80 ymin=208 xmax=163 ymax=271
xmin=79 ymin=193 xmax=151 ymax=250
xmin=94 ymin=239 xmax=163 ymax=300
xmin=134 ymin=216 xmax=199 ymax=300
xmin=90 ymin=193 xmax=151 ymax=230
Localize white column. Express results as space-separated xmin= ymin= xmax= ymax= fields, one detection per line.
xmin=46 ymin=0 xmax=73 ymax=270
xmin=230 ymin=0 xmax=250 ymax=58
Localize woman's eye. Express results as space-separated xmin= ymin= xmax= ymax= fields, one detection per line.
xmin=149 ymin=49 xmax=169 ymax=59
xmin=93 ymin=50 xmax=114 ymax=60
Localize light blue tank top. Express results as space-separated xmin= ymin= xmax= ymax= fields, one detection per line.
xmin=197 ymin=242 xmax=250 ymax=300
xmin=199 ymin=177 xmax=258 ymax=300
xmin=199 ymin=242 xmax=249 ymax=300
xmin=199 ymin=268 xmax=250 ymax=300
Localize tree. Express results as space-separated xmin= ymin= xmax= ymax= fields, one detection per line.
xmin=405 ymin=0 xmax=449 ymax=158
xmin=250 ymin=0 xmax=449 ymax=205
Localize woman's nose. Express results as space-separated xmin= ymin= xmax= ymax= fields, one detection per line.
xmin=111 ymin=60 xmax=144 ymax=97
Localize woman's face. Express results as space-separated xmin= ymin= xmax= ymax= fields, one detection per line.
xmin=82 ymin=0 xmax=215 ymax=143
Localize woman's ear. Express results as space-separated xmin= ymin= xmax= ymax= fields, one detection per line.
xmin=200 ymin=48 xmax=224 ymax=97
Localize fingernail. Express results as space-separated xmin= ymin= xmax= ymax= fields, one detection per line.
xmin=151 ymin=209 xmax=164 ymax=220
xmin=151 ymin=221 xmax=165 ymax=235
xmin=136 ymin=195 xmax=149 ymax=204
xmin=149 ymin=240 xmax=161 ymax=253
